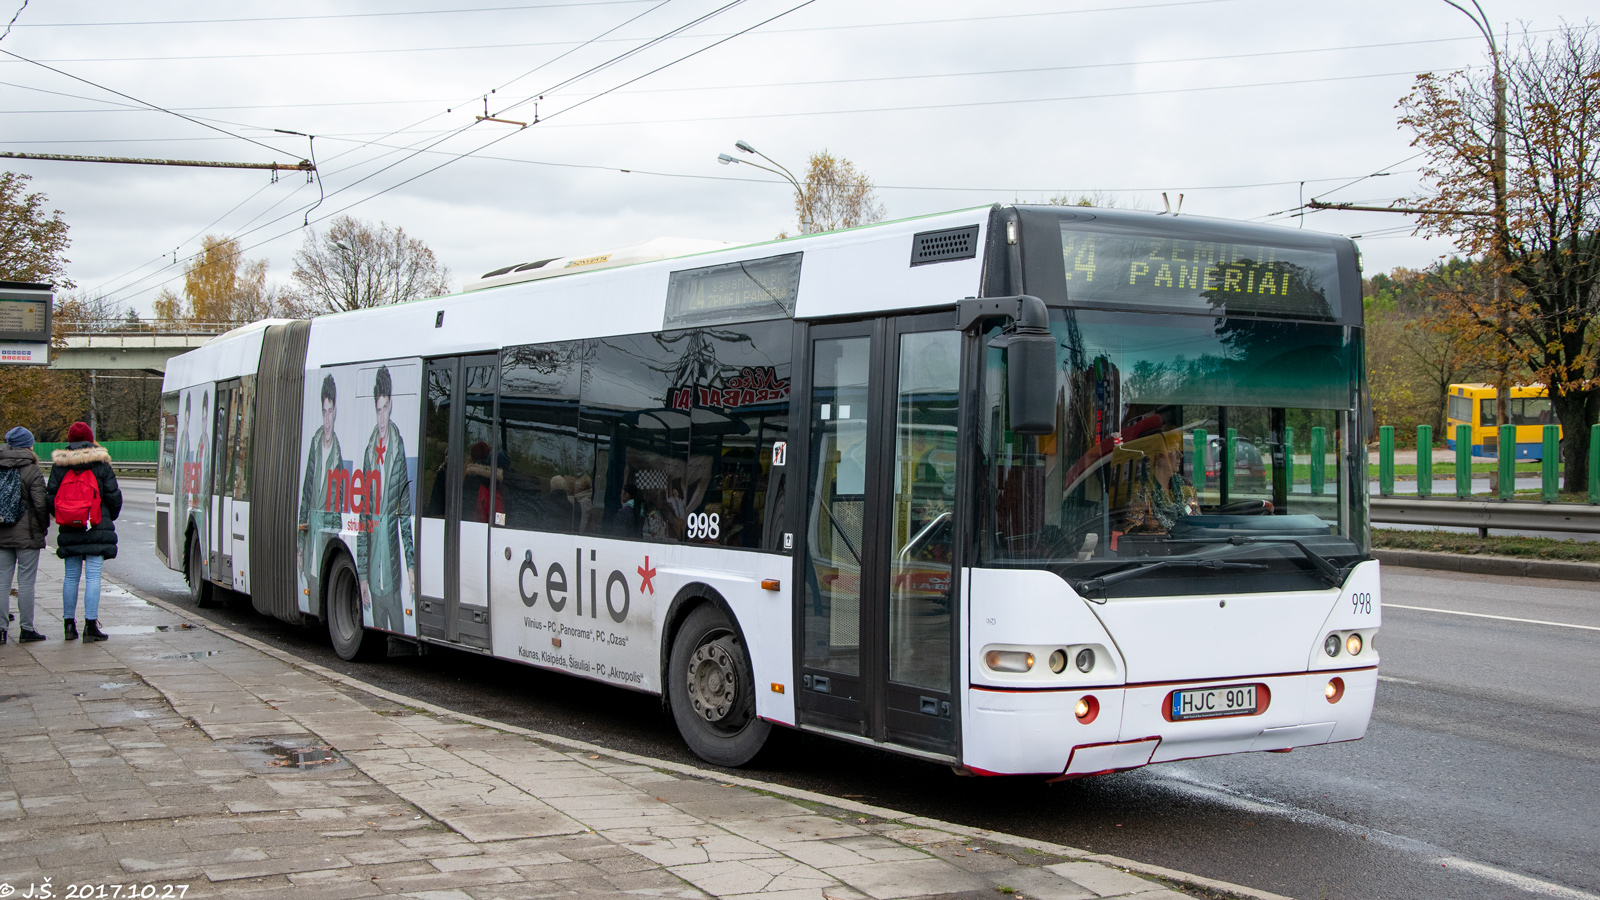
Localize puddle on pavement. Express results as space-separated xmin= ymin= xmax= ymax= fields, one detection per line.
xmin=153 ymin=650 xmax=222 ymax=660
xmin=99 ymin=682 xmax=132 ymax=690
xmin=75 ymin=725 xmax=129 ymax=735
xmin=104 ymin=623 xmax=199 ymax=635
xmin=231 ymin=736 xmax=347 ymax=772
xmin=0 ymin=693 xmax=24 ymax=702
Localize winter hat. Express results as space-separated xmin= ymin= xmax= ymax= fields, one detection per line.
xmin=67 ymin=421 xmax=94 ymax=443
xmin=4 ymin=426 xmax=34 ymax=448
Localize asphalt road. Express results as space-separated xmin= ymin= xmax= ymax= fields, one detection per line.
xmin=103 ymin=479 xmax=1600 ymax=900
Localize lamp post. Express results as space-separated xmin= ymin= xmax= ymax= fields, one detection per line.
xmin=1441 ymin=0 xmax=1510 ymax=432
xmin=718 ymin=140 xmax=809 ymax=233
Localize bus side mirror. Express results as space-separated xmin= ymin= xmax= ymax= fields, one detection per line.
xmin=983 ymin=295 xmax=1056 ymax=436
xmin=1004 ymin=332 xmax=1057 ymax=435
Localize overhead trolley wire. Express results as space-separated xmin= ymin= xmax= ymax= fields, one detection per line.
xmin=3 ymin=1 xmax=657 ymax=28
xmin=0 ymin=46 xmax=298 ymax=159
xmin=103 ymin=0 xmax=820 ymax=307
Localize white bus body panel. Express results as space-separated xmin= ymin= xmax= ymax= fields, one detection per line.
xmin=159 ymin=320 xmax=281 ymax=580
xmin=961 ymin=563 xmax=1380 ymax=776
xmin=485 ymin=531 xmax=795 ymax=723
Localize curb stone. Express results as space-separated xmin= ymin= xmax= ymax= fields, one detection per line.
xmin=111 ymin=573 xmax=1293 ymax=900
xmin=1373 ymin=548 xmax=1600 ymax=582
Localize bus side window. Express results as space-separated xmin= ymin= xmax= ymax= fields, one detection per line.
xmin=498 ymin=342 xmax=588 ymax=534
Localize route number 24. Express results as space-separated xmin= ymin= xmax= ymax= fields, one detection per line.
xmin=1351 ymin=592 xmax=1373 ymax=614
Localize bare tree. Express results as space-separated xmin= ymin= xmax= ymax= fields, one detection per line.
xmin=792 ymin=151 xmax=885 ymax=235
xmin=1399 ymin=25 xmax=1600 ymax=492
xmin=284 ymin=215 xmax=452 ymax=315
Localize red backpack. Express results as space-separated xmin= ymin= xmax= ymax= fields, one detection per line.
xmin=55 ymin=468 xmax=102 ymax=529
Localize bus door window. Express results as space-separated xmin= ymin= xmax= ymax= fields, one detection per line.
xmin=888 ymin=331 xmax=958 ymax=692
xmin=804 ymin=335 xmax=870 ymax=678
xmin=417 ymin=362 xmax=453 ymax=629
xmin=462 ymin=362 xmax=498 ymax=525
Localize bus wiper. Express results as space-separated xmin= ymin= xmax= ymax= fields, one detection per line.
xmin=1191 ymin=536 xmax=1350 ymax=587
xmin=1072 ymin=558 xmax=1269 ymax=599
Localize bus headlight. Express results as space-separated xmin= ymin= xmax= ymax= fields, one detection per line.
xmin=1326 ymin=677 xmax=1345 ymax=703
xmin=1048 ymin=650 xmax=1067 ymax=674
xmin=985 ymin=650 xmax=1035 ymax=673
xmin=1324 ymin=634 xmax=1341 ymax=657
xmin=1346 ymin=633 xmax=1363 ymax=656
xmin=1075 ymin=695 xmax=1099 ymax=723
xmin=1076 ymin=648 xmax=1095 ymax=673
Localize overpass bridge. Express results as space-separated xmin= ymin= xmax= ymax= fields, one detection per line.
xmin=49 ymin=323 xmax=233 ymax=374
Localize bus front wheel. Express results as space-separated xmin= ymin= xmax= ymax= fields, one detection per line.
xmin=326 ymin=554 xmax=375 ymax=661
xmin=668 ymin=604 xmax=770 ymax=767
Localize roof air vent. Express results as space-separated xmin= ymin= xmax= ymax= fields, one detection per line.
xmin=910 ymin=225 xmax=979 ymax=266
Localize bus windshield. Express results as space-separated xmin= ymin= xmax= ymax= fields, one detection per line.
xmin=979 ymin=307 xmax=1369 ymax=597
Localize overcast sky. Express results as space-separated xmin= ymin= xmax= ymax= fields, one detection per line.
xmin=1 ymin=0 xmax=1591 ymax=315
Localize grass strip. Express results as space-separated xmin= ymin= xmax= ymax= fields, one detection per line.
xmin=1373 ymin=528 xmax=1600 ymax=563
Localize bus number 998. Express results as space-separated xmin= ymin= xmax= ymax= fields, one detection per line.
xmin=686 ymin=512 xmax=720 ymax=541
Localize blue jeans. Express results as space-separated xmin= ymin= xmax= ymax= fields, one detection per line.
xmin=62 ymin=555 xmax=104 ymax=621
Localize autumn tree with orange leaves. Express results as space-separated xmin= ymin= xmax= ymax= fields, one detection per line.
xmin=1399 ymin=25 xmax=1600 ymax=492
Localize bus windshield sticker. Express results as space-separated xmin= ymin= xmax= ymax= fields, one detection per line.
xmin=1059 ymin=224 xmax=1340 ymax=320
xmin=665 ymin=252 xmax=802 ymax=328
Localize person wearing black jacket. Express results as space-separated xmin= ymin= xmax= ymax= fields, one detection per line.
xmin=0 ymin=426 xmax=51 ymax=644
xmin=46 ymin=421 xmax=122 ymax=642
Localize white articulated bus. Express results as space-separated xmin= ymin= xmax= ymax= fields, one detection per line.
xmin=156 ymin=204 xmax=1380 ymax=775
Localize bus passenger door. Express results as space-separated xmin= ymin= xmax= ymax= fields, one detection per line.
xmin=416 ymin=355 xmax=496 ymax=650
xmin=209 ymin=380 xmax=239 ymax=585
xmin=795 ymin=315 xmax=961 ymax=759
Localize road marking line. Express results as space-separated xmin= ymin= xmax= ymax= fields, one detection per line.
xmin=1438 ymin=857 xmax=1600 ymax=900
xmin=1385 ymin=603 xmax=1600 ymax=633
xmin=1162 ymin=770 xmax=1600 ymax=899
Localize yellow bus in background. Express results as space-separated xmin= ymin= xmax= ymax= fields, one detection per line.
xmin=1445 ymin=383 xmax=1562 ymax=459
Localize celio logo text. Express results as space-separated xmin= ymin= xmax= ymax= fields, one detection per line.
xmin=518 ymin=547 xmax=631 ymax=623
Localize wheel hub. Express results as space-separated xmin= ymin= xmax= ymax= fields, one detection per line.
xmin=687 ymin=639 xmax=740 ymax=723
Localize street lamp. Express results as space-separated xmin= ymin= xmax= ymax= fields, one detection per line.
xmin=1441 ymin=0 xmax=1510 ymax=430
xmin=717 ymin=140 xmax=809 ymax=233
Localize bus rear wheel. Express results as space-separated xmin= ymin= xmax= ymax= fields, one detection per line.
xmin=186 ymin=532 xmax=217 ymax=608
xmin=326 ymin=554 xmax=374 ymax=661
xmin=668 ymin=604 xmax=769 ymax=767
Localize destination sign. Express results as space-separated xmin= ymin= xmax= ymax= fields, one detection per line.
xmin=0 ymin=284 xmax=52 ymax=345
xmin=1060 ymin=224 xmax=1340 ymax=319
xmin=665 ymin=252 xmax=802 ymax=328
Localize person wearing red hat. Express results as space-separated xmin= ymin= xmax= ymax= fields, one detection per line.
xmin=46 ymin=421 xmax=122 ymax=642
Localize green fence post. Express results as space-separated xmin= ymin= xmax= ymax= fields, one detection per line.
xmin=1416 ymin=425 xmax=1432 ymax=498
xmin=1224 ymin=427 xmax=1237 ymax=498
xmin=1498 ymin=425 xmax=1515 ymax=500
xmin=1378 ymin=426 xmax=1394 ymax=497
xmin=1590 ymin=424 xmax=1599 ymax=505
xmin=1542 ymin=425 xmax=1559 ymax=502
xmin=1284 ymin=425 xmax=1295 ymax=497
xmin=1310 ymin=427 xmax=1326 ymax=496
xmin=1192 ymin=427 xmax=1207 ymax=495
xmin=1456 ymin=424 xmax=1472 ymax=498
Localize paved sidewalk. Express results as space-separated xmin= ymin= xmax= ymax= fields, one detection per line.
xmin=0 ymin=567 xmax=1283 ymax=900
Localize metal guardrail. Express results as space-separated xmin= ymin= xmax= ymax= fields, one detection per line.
xmin=1370 ymin=497 xmax=1600 ymax=534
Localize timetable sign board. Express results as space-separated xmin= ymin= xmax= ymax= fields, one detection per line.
xmin=0 ymin=281 xmax=54 ymax=365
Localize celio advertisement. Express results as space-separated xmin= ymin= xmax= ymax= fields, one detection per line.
xmin=296 ymin=359 xmax=421 ymax=636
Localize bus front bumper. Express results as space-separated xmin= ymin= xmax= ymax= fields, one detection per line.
xmin=961 ymin=666 xmax=1377 ymax=777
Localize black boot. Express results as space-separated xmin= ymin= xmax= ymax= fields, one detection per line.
xmin=83 ymin=620 xmax=107 ymax=643
xmin=64 ymin=619 xmax=78 ymax=641
xmin=18 ymin=628 xmax=45 ymax=643
xmin=0 ymin=628 xmax=7 ymax=644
